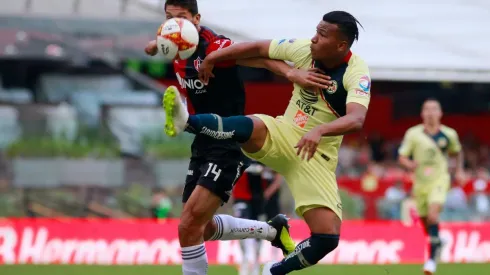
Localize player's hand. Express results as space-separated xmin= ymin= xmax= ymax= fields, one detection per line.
xmin=286 ymin=68 xmax=332 ymax=94
xmin=295 ymin=127 xmax=323 ymax=161
xmin=407 ymin=161 xmax=418 ymax=171
xmin=145 ymin=40 xmax=158 ymax=56
xmin=198 ymin=57 xmax=216 ymax=85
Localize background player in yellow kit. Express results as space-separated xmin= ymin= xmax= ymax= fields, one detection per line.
xmin=163 ymin=11 xmax=371 ymax=275
xmin=398 ymin=98 xmax=464 ymax=275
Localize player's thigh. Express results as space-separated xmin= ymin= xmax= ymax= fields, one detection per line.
xmin=427 ymin=179 xmax=450 ymax=221
xmin=287 ymin=158 xmax=342 ymax=221
xmin=197 ymin=159 xmax=248 ymax=203
xmin=181 ymin=158 xmax=202 ymax=204
xmin=241 ymin=115 xmax=298 ymax=174
xmin=412 ymin=185 xmax=429 ymax=217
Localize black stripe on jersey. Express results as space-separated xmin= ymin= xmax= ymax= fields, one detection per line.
xmin=315 ymin=61 xmax=349 ymax=117
xmin=426 ymin=130 xmax=450 ymax=153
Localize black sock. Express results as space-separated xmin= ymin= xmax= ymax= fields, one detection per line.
xmin=186 ymin=114 xmax=253 ymax=143
xmin=270 ymin=234 xmax=339 ymax=275
xmin=428 ymin=224 xmax=441 ymax=260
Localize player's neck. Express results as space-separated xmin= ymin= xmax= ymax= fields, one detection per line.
xmin=424 ymin=123 xmax=441 ymax=135
xmin=318 ymin=51 xmax=351 ymax=69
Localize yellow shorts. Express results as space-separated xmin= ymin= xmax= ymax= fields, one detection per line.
xmin=242 ymin=114 xmax=342 ymax=220
xmin=413 ymin=176 xmax=450 ymax=217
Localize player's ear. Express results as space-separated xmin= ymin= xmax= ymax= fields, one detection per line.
xmin=338 ymin=40 xmax=348 ymax=52
xmin=192 ymin=13 xmax=201 ymax=26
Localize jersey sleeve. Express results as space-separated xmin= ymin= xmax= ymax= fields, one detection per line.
xmin=268 ymin=39 xmax=311 ymax=68
xmin=398 ymin=130 xmax=414 ymax=157
xmin=205 ymin=37 xmax=235 ymax=68
xmin=447 ymin=128 xmax=462 ymax=154
xmin=343 ymin=56 xmax=371 ymax=109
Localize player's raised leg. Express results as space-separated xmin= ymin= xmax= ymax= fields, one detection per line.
xmin=263 ymin=207 xmax=340 ymax=275
xmin=163 ymin=85 xmax=268 ymax=154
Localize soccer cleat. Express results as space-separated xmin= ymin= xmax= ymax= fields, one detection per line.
xmin=268 ymin=214 xmax=296 ymax=256
xmin=261 ymin=262 xmax=274 ymax=275
xmin=423 ymin=259 xmax=437 ymax=275
xmin=162 ymin=85 xmax=189 ymax=137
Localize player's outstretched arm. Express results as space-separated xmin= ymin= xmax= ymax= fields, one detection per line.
xmin=238 ymin=59 xmax=332 ymax=90
xmin=199 ymin=41 xmax=271 ymax=83
xmin=209 ymin=41 xmax=272 ymax=63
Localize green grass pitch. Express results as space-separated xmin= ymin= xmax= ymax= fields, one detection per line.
xmin=0 ymin=264 xmax=489 ymax=275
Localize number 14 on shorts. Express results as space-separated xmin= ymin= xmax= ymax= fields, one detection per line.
xmin=204 ymin=163 xmax=222 ymax=181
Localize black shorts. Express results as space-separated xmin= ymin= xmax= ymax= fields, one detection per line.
xmin=182 ymin=157 xmax=249 ymax=203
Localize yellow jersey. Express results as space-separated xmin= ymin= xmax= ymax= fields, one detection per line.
xmin=398 ymin=124 xmax=462 ymax=184
xmin=268 ymin=38 xmax=371 ymax=153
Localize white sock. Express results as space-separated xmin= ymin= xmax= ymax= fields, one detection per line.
xmin=210 ymin=215 xmax=277 ymax=241
xmin=181 ymin=244 xmax=208 ymax=275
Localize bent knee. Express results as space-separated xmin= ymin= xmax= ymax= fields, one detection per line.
xmin=179 ymin=209 xmax=209 ymax=236
xmin=242 ymin=115 xmax=268 ymax=153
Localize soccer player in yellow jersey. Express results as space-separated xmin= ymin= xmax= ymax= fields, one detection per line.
xmin=163 ymin=11 xmax=370 ymax=274
xmin=398 ymin=98 xmax=464 ymax=275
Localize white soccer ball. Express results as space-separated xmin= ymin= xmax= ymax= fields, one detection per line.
xmin=156 ymin=18 xmax=199 ymax=61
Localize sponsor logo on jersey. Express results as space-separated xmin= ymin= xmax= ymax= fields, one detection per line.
xmin=193 ymin=57 xmax=202 ymax=71
xmin=176 ymin=74 xmax=206 ymax=93
xmin=294 ymin=110 xmax=309 ymax=128
xmin=278 ymin=39 xmax=287 ymax=45
xmin=187 ymin=170 xmax=194 ymax=176
xmin=324 ymin=80 xmax=338 ymax=94
xmin=359 ymin=75 xmax=371 ymax=92
xmin=295 ymin=99 xmax=318 ymax=116
xmin=354 ymin=88 xmax=369 ymax=97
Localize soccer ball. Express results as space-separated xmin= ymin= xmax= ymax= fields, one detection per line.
xmin=156 ymin=18 xmax=199 ymax=61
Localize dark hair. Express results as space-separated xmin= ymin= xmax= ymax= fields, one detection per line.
xmin=424 ymin=97 xmax=440 ymax=104
xmin=323 ymin=11 xmax=363 ymax=46
xmin=165 ymin=0 xmax=199 ymax=15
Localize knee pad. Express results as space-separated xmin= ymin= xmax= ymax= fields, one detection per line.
xmin=303 ymin=234 xmax=339 ymax=265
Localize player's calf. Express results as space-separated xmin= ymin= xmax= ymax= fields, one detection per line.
xmin=264 ymin=207 xmax=341 ymax=275
xmin=269 ymin=234 xmax=339 ymax=275
xmin=427 ymin=204 xmax=444 ymax=262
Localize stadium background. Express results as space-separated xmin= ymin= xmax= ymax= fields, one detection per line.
xmin=0 ymin=0 xmax=489 ymax=274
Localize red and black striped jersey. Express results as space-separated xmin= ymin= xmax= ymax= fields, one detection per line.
xmin=173 ymin=26 xmax=246 ymax=158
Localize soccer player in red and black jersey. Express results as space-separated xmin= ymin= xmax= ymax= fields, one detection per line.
xmin=233 ymin=161 xmax=283 ymax=275
xmin=145 ymin=1 xmax=330 ymax=274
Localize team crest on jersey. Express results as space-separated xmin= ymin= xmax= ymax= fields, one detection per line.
xmin=194 ymin=57 xmax=202 ymax=71
xmin=324 ymin=80 xmax=338 ymax=94
xmin=437 ymin=137 xmax=448 ymax=148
